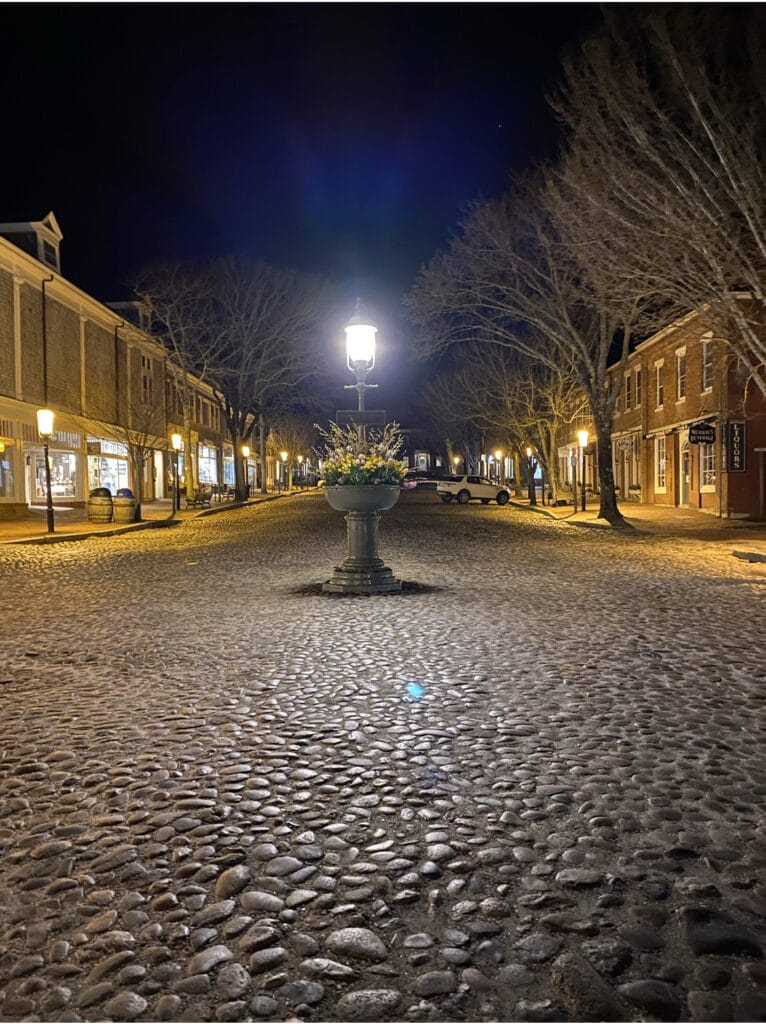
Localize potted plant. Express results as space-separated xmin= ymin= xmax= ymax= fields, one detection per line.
xmin=316 ymin=422 xmax=408 ymax=593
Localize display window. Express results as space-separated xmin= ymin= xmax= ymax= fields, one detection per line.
xmin=198 ymin=445 xmax=219 ymax=485
xmin=36 ymin=451 xmax=77 ymax=500
xmin=0 ymin=445 xmax=14 ymax=498
xmin=88 ymin=455 xmax=129 ymax=495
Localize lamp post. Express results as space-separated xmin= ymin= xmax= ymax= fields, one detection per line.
xmin=494 ymin=449 xmax=503 ymax=484
xmin=323 ymin=300 xmax=401 ymax=595
xmin=344 ymin=299 xmax=377 ymax=440
xmin=171 ymin=433 xmax=182 ymax=513
xmin=297 ymin=454 xmax=304 ymax=487
xmin=577 ymin=429 xmax=589 ymax=512
xmin=242 ymin=445 xmax=250 ymax=496
xmin=526 ymin=446 xmax=538 ymax=506
xmin=36 ymin=408 xmax=55 ymax=533
xmin=453 ymin=455 xmax=461 ymax=473
xmin=280 ymin=450 xmax=288 ymax=490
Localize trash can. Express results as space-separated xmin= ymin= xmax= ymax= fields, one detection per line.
xmin=88 ymin=487 xmax=113 ymax=523
xmin=113 ymin=488 xmax=137 ymax=524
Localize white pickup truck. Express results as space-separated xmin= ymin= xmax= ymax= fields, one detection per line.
xmin=436 ymin=474 xmax=511 ymax=505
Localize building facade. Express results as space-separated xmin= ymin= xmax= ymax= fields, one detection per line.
xmin=0 ymin=212 xmax=254 ymax=518
xmin=557 ymin=308 xmax=766 ymax=519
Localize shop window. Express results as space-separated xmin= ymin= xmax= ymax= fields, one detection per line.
xmin=700 ymin=442 xmax=716 ymax=491
xmin=0 ymin=445 xmax=14 ymax=498
xmin=655 ymin=435 xmax=667 ymax=493
xmin=198 ymin=445 xmax=218 ymax=485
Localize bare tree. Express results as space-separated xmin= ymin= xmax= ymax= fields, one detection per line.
xmin=134 ymin=263 xmax=219 ymax=501
xmin=553 ymin=6 xmax=766 ymax=395
xmin=80 ymin=395 xmax=167 ymax=521
xmin=267 ymin=414 xmax=316 ymax=490
xmin=406 ymin=173 xmax=640 ymax=526
xmin=136 ymin=258 xmax=331 ymax=502
xmin=450 ymin=342 xmax=587 ymax=502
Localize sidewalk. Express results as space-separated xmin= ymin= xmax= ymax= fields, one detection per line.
xmin=0 ymin=491 xmax=301 ymax=545
xmin=509 ymin=494 xmax=766 ymax=561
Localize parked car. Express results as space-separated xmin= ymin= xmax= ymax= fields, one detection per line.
xmin=403 ymin=470 xmax=450 ymax=491
xmin=436 ymin=474 xmax=511 ymax=505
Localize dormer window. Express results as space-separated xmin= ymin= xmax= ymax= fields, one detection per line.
xmin=41 ymin=238 xmax=59 ymax=271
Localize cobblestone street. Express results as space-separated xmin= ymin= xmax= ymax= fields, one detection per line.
xmin=1 ymin=490 xmax=765 ymax=1023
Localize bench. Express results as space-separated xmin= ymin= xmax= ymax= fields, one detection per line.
xmin=185 ymin=492 xmax=211 ymax=510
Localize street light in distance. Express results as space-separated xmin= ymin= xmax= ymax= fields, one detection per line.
xmin=36 ymin=408 xmax=55 ymax=533
xmin=171 ymin=433 xmax=182 ymax=513
xmin=242 ymin=445 xmax=250 ymax=496
xmin=577 ymin=429 xmax=589 ymax=512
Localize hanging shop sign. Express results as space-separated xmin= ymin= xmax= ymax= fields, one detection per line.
xmin=689 ymin=421 xmax=716 ymax=444
xmin=724 ymin=420 xmax=746 ymax=473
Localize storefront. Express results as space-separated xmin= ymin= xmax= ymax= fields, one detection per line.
xmin=198 ymin=444 xmax=219 ymax=486
xmin=86 ymin=438 xmax=130 ymax=496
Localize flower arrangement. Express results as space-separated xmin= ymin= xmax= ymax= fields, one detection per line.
xmin=315 ymin=421 xmax=408 ymax=486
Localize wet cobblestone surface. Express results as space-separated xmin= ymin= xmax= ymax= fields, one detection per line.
xmin=1 ymin=491 xmax=765 ymax=1022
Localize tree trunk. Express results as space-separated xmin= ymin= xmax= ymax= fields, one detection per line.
xmin=135 ymin=452 xmax=143 ymax=522
xmin=231 ymin=424 xmax=248 ymax=502
xmin=592 ymin=414 xmax=630 ymax=527
xmin=259 ymin=411 xmax=268 ymax=494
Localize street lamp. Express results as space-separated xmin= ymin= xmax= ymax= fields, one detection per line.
xmin=526 ymin=446 xmax=538 ymax=507
xmin=171 ymin=433 xmax=182 ymax=513
xmin=297 ymin=454 xmax=304 ymax=487
xmin=280 ymin=450 xmax=288 ymax=491
xmin=242 ymin=445 xmax=250 ymax=496
xmin=577 ymin=429 xmax=589 ymax=512
xmin=36 ymin=408 xmax=55 ymax=533
xmin=344 ymin=299 xmax=378 ymax=438
xmin=494 ymin=449 xmax=503 ymax=484
xmin=453 ymin=455 xmax=461 ymax=473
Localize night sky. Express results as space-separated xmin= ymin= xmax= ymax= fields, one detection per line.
xmin=3 ymin=2 xmax=600 ymax=416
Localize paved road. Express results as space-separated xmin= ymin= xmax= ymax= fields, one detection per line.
xmin=1 ymin=491 xmax=765 ymax=1023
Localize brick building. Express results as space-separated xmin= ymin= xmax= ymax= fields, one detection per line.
xmin=560 ymin=307 xmax=766 ymax=519
xmin=0 ymin=213 xmax=245 ymax=518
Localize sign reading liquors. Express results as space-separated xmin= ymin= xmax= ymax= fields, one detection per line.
xmin=725 ymin=420 xmax=746 ymax=472
xmin=689 ymin=421 xmax=716 ymax=444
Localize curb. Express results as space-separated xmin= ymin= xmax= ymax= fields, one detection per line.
xmin=1 ymin=491 xmax=303 ymax=546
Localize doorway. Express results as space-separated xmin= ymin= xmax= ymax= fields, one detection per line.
xmin=679 ymin=432 xmax=690 ymax=506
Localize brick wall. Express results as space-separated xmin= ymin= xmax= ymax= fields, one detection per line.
xmin=0 ymin=271 xmax=14 ymax=397
xmin=46 ymin=299 xmax=81 ymax=413
xmin=19 ymin=285 xmax=44 ymax=405
xmin=84 ymin=321 xmax=118 ymax=422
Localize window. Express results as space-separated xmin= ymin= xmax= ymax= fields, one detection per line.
xmin=624 ymin=373 xmax=633 ymax=411
xmin=700 ymin=442 xmax=716 ymax=491
xmin=198 ymin=445 xmax=219 ymax=485
xmin=701 ymin=334 xmax=714 ymax=392
xmin=655 ymin=361 xmax=665 ymax=408
xmin=635 ymin=368 xmax=642 ymax=407
xmin=655 ymin=435 xmax=667 ymax=492
xmin=676 ymin=348 xmax=687 ymax=401
xmin=141 ymin=355 xmax=153 ymax=403
xmin=41 ymin=238 xmax=58 ymax=271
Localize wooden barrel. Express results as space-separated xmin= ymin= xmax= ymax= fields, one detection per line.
xmin=112 ymin=496 xmax=136 ymax=523
xmin=87 ymin=495 xmax=113 ymax=523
